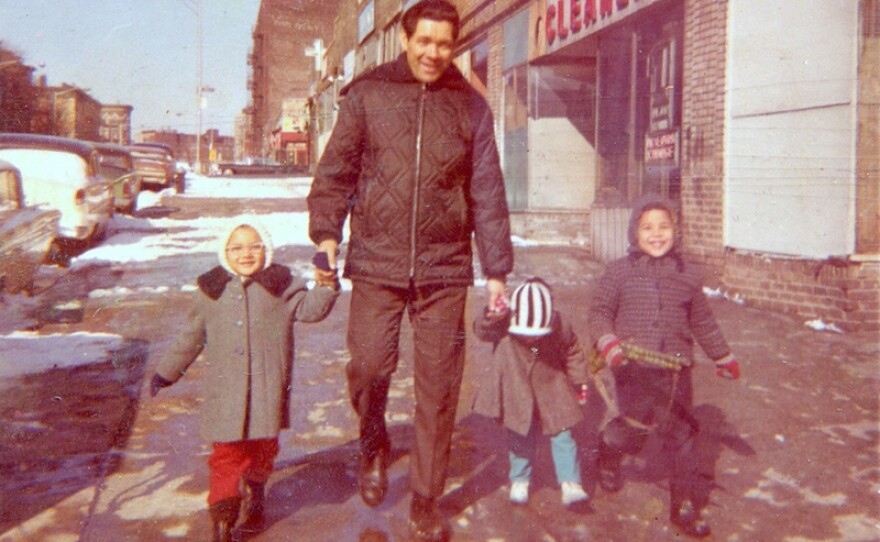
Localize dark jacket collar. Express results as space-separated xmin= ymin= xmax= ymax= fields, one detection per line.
xmin=339 ymin=53 xmax=471 ymax=97
xmin=197 ymin=264 xmax=293 ymax=300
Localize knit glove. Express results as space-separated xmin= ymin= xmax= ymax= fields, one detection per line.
xmin=597 ymin=334 xmax=625 ymax=368
xmin=576 ymin=384 xmax=589 ymax=406
xmin=714 ymin=353 xmax=740 ymax=380
xmin=150 ymin=374 xmax=173 ymax=397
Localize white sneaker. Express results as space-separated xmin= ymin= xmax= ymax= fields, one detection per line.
xmin=561 ymin=481 xmax=589 ymax=508
xmin=509 ymin=481 xmax=529 ymax=505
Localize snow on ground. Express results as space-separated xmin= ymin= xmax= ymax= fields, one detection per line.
xmin=76 ymin=174 xmax=315 ymax=265
xmin=0 ymin=331 xmax=124 ymax=378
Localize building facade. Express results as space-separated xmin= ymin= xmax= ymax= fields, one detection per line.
xmin=246 ymin=0 xmax=340 ymax=161
xmin=29 ymin=84 xmax=102 ymax=141
xmin=100 ymin=104 xmax=133 ymax=145
xmin=298 ymin=0 xmax=879 ymax=332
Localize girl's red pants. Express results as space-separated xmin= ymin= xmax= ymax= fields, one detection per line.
xmin=207 ymin=437 xmax=279 ymax=505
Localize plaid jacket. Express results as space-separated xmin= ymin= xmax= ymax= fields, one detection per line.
xmin=588 ymin=252 xmax=731 ymax=363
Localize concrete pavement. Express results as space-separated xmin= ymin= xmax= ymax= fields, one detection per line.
xmin=1 ymin=243 xmax=878 ymax=541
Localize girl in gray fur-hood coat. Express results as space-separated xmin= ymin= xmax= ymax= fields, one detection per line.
xmin=150 ymin=218 xmax=339 ymax=531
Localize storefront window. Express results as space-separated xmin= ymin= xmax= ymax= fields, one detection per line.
xmin=382 ymin=18 xmax=401 ymax=63
xmin=502 ymin=9 xmax=529 ymax=210
xmin=470 ymin=39 xmax=488 ymax=97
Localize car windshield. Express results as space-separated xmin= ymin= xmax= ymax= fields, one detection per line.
xmin=97 ymin=153 xmax=132 ymax=181
xmin=0 ymin=149 xmax=88 ymax=182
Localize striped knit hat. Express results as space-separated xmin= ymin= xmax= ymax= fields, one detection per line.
xmin=508 ymin=277 xmax=553 ymax=336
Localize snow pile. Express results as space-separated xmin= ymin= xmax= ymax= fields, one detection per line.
xmin=804 ymin=318 xmax=844 ymax=334
xmin=0 ymin=331 xmax=124 ymax=378
xmin=703 ymin=286 xmax=746 ymax=305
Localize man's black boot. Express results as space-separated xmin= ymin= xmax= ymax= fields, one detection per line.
xmin=409 ymin=493 xmax=450 ymax=542
xmin=209 ymin=497 xmax=241 ymax=542
xmin=238 ymin=480 xmax=267 ymax=535
xmin=358 ymin=447 xmax=388 ymax=507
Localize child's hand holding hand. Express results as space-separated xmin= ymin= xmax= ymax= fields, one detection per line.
xmin=714 ymin=353 xmax=740 ymax=379
xmin=484 ymin=296 xmax=510 ymax=320
xmin=313 ymin=252 xmax=340 ymax=290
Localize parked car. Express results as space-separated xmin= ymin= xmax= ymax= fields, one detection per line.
xmin=94 ymin=143 xmax=141 ymax=214
xmin=0 ymin=134 xmax=113 ymax=256
xmin=214 ymin=159 xmax=308 ymax=177
xmin=0 ymin=159 xmax=60 ymax=294
xmin=128 ymin=142 xmax=184 ymax=193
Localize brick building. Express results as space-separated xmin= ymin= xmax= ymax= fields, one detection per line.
xmin=30 ymin=84 xmax=102 ymax=142
xmin=301 ymin=0 xmax=879 ymax=333
xmin=99 ymin=104 xmax=133 ymax=145
xmin=246 ymin=0 xmax=340 ymax=161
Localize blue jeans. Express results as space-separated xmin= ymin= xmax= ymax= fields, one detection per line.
xmin=508 ymin=426 xmax=581 ymax=485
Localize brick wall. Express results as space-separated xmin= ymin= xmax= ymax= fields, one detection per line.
xmin=680 ymin=0 xmax=728 ymax=271
xmin=723 ymin=252 xmax=880 ymax=334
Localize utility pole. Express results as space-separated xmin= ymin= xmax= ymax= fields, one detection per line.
xmin=195 ymin=0 xmax=203 ymax=174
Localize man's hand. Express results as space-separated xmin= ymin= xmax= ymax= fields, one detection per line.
xmin=486 ymin=277 xmax=507 ymax=312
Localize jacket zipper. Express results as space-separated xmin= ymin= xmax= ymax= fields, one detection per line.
xmin=410 ymin=85 xmax=426 ymax=278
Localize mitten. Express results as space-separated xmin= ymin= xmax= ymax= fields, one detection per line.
xmin=714 ymin=353 xmax=740 ymax=380
xmin=150 ymin=373 xmax=173 ymax=397
xmin=576 ymin=384 xmax=589 ymax=406
xmin=597 ymin=334 xmax=625 ymax=368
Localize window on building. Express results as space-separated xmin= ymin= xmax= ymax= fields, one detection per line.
xmin=470 ymin=39 xmax=489 ymax=97
xmin=502 ymin=9 xmax=530 ymax=211
xmin=382 ymin=17 xmax=402 ymax=63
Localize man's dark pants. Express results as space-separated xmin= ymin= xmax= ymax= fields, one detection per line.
xmin=347 ymin=280 xmax=468 ymax=499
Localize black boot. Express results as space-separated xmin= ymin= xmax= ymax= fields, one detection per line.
xmin=238 ymin=480 xmax=267 ymax=535
xmin=409 ymin=493 xmax=450 ymax=542
xmin=670 ymin=490 xmax=711 ymax=538
xmin=597 ymin=442 xmax=623 ymax=493
xmin=358 ymin=446 xmax=388 ymax=507
xmin=209 ymin=497 xmax=240 ymax=542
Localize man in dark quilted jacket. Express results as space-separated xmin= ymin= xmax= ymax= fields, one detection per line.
xmin=307 ymin=1 xmax=513 ymax=540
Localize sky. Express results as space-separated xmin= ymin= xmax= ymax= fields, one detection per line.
xmin=0 ymin=0 xmax=261 ymax=136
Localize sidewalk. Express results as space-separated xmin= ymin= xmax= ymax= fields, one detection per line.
xmin=2 ymin=244 xmax=878 ymax=541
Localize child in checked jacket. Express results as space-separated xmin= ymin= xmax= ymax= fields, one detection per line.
xmin=472 ymin=277 xmax=591 ymax=512
xmin=149 ymin=218 xmax=339 ymax=542
xmin=589 ymin=195 xmax=740 ymax=538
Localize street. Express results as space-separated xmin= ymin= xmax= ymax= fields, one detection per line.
xmin=1 ymin=175 xmax=878 ymax=541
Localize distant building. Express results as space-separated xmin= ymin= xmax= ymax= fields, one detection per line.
xmin=31 ymin=84 xmax=101 ymax=141
xmin=0 ymin=53 xmax=36 ymax=133
xmin=246 ymin=0 xmax=339 ymax=161
xmin=100 ymin=105 xmax=133 ymax=145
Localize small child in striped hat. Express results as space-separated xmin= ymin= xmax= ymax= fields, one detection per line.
xmin=471 ymin=277 xmax=591 ymax=512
